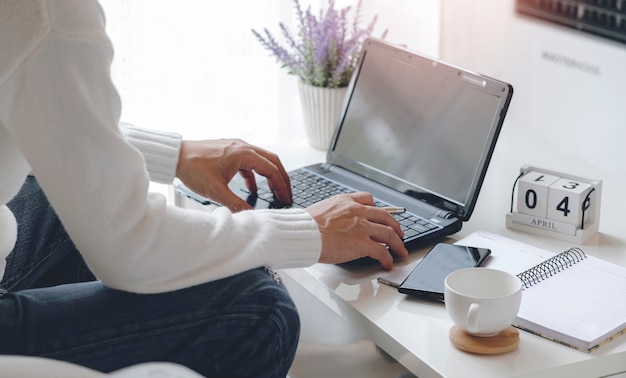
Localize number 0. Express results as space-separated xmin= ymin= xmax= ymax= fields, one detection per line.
xmin=525 ymin=189 xmax=537 ymax=209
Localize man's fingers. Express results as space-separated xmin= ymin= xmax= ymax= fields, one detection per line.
xmin=368 ymin=223 xmax=409 ymax=259
xmin=347 ymin=192 xmax=375 ymax=206
xmin=366 ymin=242 xmax=395 ymax=270
xmin=364 ymin=206 xmax=405 ymax=240
xmin=241 ymin=147 xmax=292 ymax=205
xmin=359 ymin=200 xmax=409 ymax=260
xmin=251 ymin=145 xmax=291 ymax=183
xmin=267 ymin=175 xmax=292 ymax=205
xmin=238 ymin=169 xmax=258 ymax=194
xmin=213 ymin=184 xmax=253 ymax=212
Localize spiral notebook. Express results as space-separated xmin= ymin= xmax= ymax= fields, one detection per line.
xmin=455 ymin=231 xmax=626 ymax=352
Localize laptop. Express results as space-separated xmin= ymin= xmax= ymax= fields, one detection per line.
xmin=177 ymin=38 xmax=513 ymax=249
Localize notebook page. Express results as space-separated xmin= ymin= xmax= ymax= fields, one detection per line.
xmin=516 ymin=255 xmax=626 ymax=349
xmin=454 ymin=231 xmax=554 ymax=274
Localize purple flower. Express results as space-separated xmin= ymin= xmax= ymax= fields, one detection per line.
xmin=252 ymin=0 xmax=386 ymax=88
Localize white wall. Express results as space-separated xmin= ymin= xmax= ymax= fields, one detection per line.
xmin=439 ymin=0 xmax=626 ymax=240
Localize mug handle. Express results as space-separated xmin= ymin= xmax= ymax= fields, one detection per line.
xmin=467 ymin=303 xmax=481 ymax=334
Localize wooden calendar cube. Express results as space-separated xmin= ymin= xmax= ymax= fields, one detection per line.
xmin=547 ymin=178 xmax=593 ymax=226
xmin=517 ymin=171 xmax=560 ymax=218
xmin=506 ymin=165 xmax=602 ymax=244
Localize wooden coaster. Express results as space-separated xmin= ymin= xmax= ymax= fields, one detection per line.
xmin=449 ymin=325 xmax=520 ymax=355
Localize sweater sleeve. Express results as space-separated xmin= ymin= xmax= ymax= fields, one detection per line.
xmin=0 ymin=0 xmax=321 ymax=294
xmin=119 ymin=122 xmax=182 ymax=184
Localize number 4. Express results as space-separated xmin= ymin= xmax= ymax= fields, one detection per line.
xmin=556 ymin=197 xmax=570 ymax=217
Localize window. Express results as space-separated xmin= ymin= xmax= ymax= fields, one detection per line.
xmin=99 ymin=0 xmax=439 ymax=145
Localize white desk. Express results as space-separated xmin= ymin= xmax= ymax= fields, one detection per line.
xmin=177 ymin=125 xmax=626 ymax=377
xmin=276 ymin=120 xmax=626 ymax=377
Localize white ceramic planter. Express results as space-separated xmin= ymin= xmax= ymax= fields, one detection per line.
xmin=298 ymin=81 xmax=348 ymax=150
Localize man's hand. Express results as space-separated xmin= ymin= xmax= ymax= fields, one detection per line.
xmin=176 ymin=139 xmax=292 ymax=212
xmin=305 ymin=192 xmax=409 ymax=270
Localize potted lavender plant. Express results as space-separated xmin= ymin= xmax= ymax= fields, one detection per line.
xmin=252 ymin=0 xmax=385 ymax=149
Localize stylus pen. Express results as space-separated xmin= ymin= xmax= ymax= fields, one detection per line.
xmin=382 ymin=206 xmax=406 ymax=214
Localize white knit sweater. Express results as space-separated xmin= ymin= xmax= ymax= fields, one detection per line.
xmin=0 ymin=0 xmax=321 ymax=293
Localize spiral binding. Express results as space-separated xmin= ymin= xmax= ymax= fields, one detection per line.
xmin=517 ymin=248 xmax=587 ymax=289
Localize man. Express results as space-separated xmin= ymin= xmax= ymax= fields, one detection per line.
xmin=0 ymin=1 xmax=407 ymax=376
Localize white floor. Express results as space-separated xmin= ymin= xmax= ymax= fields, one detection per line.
xmin=290 ymin=341 xmax=416 ymax=378
xmin=282 ymin=271 xmax=417 ymax=378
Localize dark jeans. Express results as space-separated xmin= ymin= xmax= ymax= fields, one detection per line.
xmin=0 ymin=176 xmax=299 ymax=377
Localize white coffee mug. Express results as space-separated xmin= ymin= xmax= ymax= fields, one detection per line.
xmin=444 ymin=268 xmax=522 ymax=337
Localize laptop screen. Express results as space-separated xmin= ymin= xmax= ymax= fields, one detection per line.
xmin=328 ymin=38 xmax=513 ymax=219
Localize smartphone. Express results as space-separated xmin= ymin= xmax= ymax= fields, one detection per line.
xmin=397 ymin=243 xmax=491 ymax=302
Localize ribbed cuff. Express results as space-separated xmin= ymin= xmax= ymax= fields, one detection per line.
xmin=120 ymin=122 xmax=182 ymax=184
xmin=253 ymin=208 xmax=322 ymax=269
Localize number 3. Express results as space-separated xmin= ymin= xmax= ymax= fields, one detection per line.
xmin=562 ymin=181 xmax=579 ymax=190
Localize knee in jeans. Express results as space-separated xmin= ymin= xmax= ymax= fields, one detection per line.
xmin=224 ymin=268 xmax=301 ymax=377
xmin=252 ymin=268 xmax=300 ymax=347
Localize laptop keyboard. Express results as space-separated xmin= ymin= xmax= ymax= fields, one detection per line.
xmin=243 ymin=168 xmax=440 ymax=242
